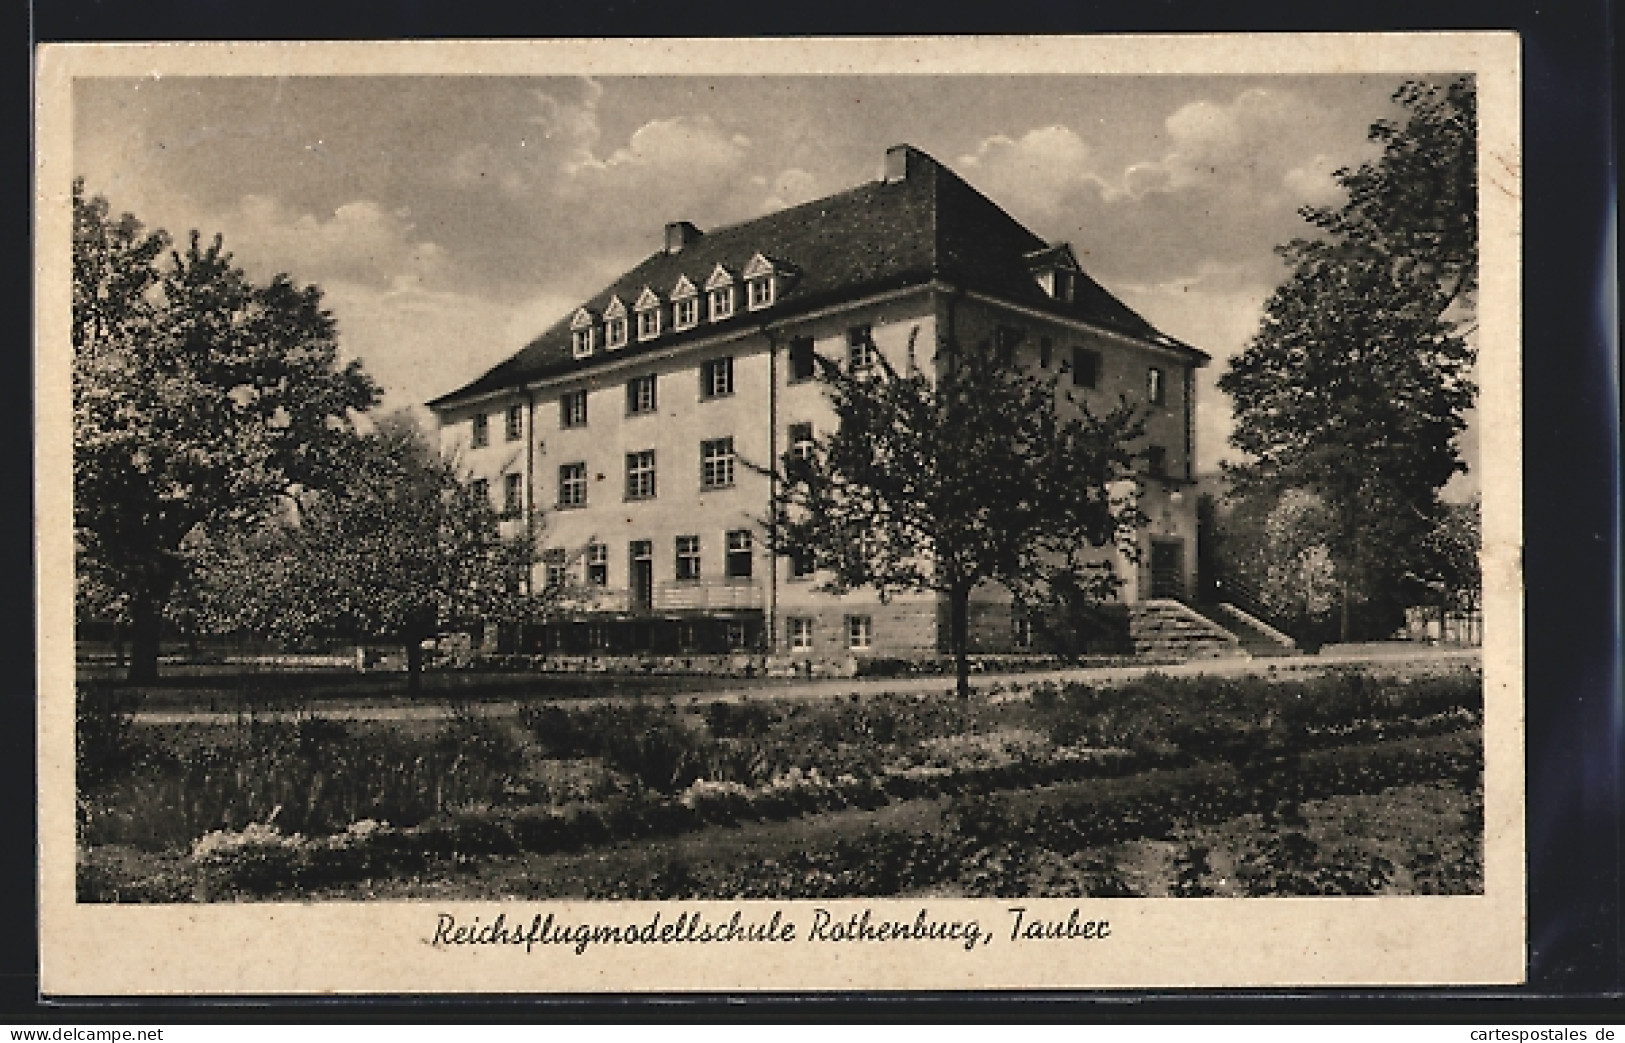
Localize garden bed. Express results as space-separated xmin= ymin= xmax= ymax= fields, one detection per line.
xmin=76 ymin=666 xmax=1485 ymax=901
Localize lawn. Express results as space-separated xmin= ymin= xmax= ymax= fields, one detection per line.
xmin=75 ymin=665 xmax=1485 ymax=901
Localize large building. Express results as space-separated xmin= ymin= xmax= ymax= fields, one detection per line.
xmin=429 ymin=144 xmax=1210 ymax=662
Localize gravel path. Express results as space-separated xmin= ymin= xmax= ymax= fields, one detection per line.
xmin=130 ymin=645 xmax=1481 ymax=725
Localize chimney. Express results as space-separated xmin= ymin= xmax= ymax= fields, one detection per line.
xmin=664 ymin=221 xmax=704 ymax=253
xmin=884 ymin=144 xmax=934 ymax=183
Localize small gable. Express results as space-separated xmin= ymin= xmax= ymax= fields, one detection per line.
xmin=570 ymin=306 xmax=597 ymax=330
xmin=634 ymin=285 xmax=663 ymax=311
xmin=742 ymin=252 xmax=781 ymax=280
xmin=603 ymin=295 xmax=628 ymax=319
xmin=704 ymin=263 xmax=736 ymax=291
xmin=671 ymin=273 xmax=699 ymax=300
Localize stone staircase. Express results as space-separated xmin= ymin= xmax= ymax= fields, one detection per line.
xmin=1206 ymin=602 xmax=1299 ymax=658
xmin=1128 ymin=599 xmax=1247 ymax=660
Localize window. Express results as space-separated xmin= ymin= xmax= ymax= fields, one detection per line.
xmin=789 ymin=547 xmax=816 ymax=578
xmin=726 ymin=621 xmax=749 ymax=650
xmin=701 ymin=356 xmax=734 ymax=399
xmin=701 ymin=437 xmax=736 ymax=490
xmin=675 ymin=535 xmax=701 ymax=581
xmin=636 ymin=307 xmax=661 ymax=341
xmin=605 ymin=316 xmax=628 ymax=349
xmin=846 ymin=614 xmax=873 ymax=650
xmin=1145 ymin=445 xmax=1168 ymax=478
xmin=560 ymin=390 xmax=588 ymax=428
xmin=847 ymin=325 xmax=876 ymax=373
xmin=708 ymin=286 xmax=735 ymax=322
xmin=503 ymin=473 xmax=524 ymax=516
xmin=572 ymin=327 xmax=595 ymax=358
xmin=788 ymin=422 xmax=815 ymax=463
xmin=627 ymin=374 xmax=657 ymax=415
xmin=1054 ymin=270 xmax=1076 ymax=303
xmin=542 ymin=548 xmax=568 ymax=589
xmin=471 ymin=413 xmax=489 ymax=448
xmin=558 ymin=462 xmax=587 ymax=507
xmin=1072 ymin=347 xmax=1100 ymax=389
xmin=585 ymin=542 xmax=608 ymax=586
xmin=505 ymin=404 xmax=524 ymax=442
xmin=747 ymin=277 xmax=775 ymax=310
xmin=788 ymin=336 xmax=816 ymax=381
xmin=725 ymin=529 xmax=753 ymax=579
xmin=787 ymin=617 xmax=814 ymax=651
xmin=1148 ymin=366 xmax=1166 ymax=406
xmin=1013 ymin=614 xmax=1034 ymax=650
xmin=674 ymin=296 xmax=699 ymax=330
xmin=470 ymin=477 xmax=489 ymax=505
xmin=1039 ymin=337 xmax=1053 ymax=370
xmin=625 ymin=450 xmax=656 ymax=500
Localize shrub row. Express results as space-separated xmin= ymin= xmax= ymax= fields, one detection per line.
xmin=80 ymin=709 xmax=527 ymax=850
xmin=953 ymin=728 xmax=1482 ymax=855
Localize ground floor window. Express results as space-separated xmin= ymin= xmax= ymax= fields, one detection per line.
xmin=1012 ymin=614 xmax=1034 ymax=650
xmin=675 ymin=534 xmax=702 ymax=581
xmin=845 ymin=614 xmax=872 ymax=650
xmin=726 ymin=529 xmax=753 ymax=578
xmin=787 ymin=617 xmax=814 ymax=650
xmin=542 ymin=548 xmax=568 ymax=589
xmin=726 ymin=621 xmax=749 ymax=649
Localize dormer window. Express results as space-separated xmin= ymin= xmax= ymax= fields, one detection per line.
xmin=742 ymin=253 xmax=784 ymax=312
xmin=671 ymin=274 xmax=700 ymax=331
xmin=634 ymin=286 xmax=663 ymax=341
xmin=570 ymin=307 xmax=597 ymax=358
xmin=603 ymin=296 xmax=629 ymax=350
xmin=704 ymin=264 xmax=736 ymax=322
xmin=1026 ymin=243 xmax=1083 ymax=304
xmin=709 ymin=286 xmax=735 ymax=321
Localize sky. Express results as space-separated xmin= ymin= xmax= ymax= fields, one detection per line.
xmin=73 ymin=71 xmax=1475 ymax=481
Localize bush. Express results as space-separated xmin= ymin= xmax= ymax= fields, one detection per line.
xmin=702 ymin=700 xmax=778 ymax=739
xmin=77 ymin=685 xmax=143 ymax=790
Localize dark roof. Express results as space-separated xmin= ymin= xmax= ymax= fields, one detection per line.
xmin=430 ymin=146 xmax=1204 ymax=410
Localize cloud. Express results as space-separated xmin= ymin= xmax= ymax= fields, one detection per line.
xmin=956 ymin=125 xmax=1105 ymax=222
xmin=950 ymin=88 xmax=1374 ymax=289
xmin=761 ymin=168 xmax=820 ymax=212
xmin=1282 ymin=152 xmax=1346 ymax=206
xmin=322 ymin=280 xmax=582 ymax=414
xmin=225 ymin=196 xmax=446 ymax=289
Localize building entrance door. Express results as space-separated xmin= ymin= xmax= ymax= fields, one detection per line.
xmin=1150 ymin=538 xmax=1185 ymax=599
xmin=629 ymin=540 xmax=654 ymax=611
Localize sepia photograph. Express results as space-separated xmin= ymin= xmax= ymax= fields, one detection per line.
xmin=37 ymin=36 xmax=1524 ymax=992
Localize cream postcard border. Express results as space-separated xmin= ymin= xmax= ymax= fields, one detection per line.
xmin=35 ymin=33 xmax=1524 ymax=994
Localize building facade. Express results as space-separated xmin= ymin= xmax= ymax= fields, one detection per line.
xmin=429 ymin=145 xmax=1209 ymax=662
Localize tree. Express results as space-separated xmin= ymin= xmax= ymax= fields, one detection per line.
xmin=1218 ymin=78 xmax=1478 ymax=640
xmin=187 ymin=413 xmax=539 ymax=690
xmin=73 ymin=181 xmax=380 ymax=681
xmin=767 ymin=326 xmax=1146 ymax=698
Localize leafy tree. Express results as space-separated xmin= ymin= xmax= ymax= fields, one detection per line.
xmin=767 ymin=327 xmax=1146 ymax=698
xmin=187 ymin=413 xmax=539 ymax=690
xmin=1218 ymin=78 xmax=1478 ymax=640
xmin=73 ymin=181 xmax=380 ymax=681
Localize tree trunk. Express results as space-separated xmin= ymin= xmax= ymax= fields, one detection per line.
xmin=405 ymin=638 xmax=424 ymax=693
xmin=127 ymin=595 xmax=162 ymax=683
xmin=1339 ymin=580 xmax=1351 ymax=644
xmin=949 ymin=585 xmax=971 ymax=700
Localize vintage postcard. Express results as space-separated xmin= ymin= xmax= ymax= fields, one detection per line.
xmin=36 ymin=34 xmax=1523 ymax=994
